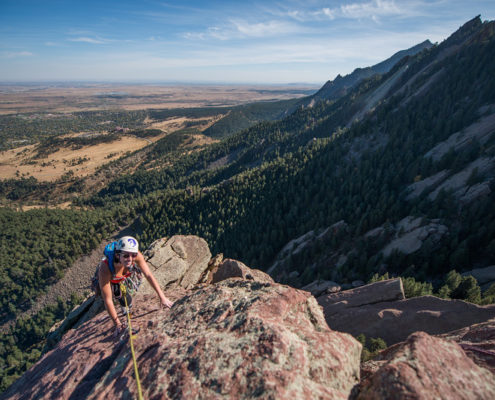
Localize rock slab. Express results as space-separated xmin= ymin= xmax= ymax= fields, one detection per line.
xmin=318 ymin=280 xmax=495 ymax=345
xmin=2 ymin=280 xmax=361 ymax=400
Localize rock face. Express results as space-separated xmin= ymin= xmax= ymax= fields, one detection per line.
xmin=353 ymin=331 xmax=495 ymax=400
xmin=5 ymin=234 xmax=495 ymax=400
xmin=141 ymin=235 xmax=212 ymax=292
xmin=381 ymin=216 xmax=448 ymax=258
xmin=318 ymin=279 xmax=495 ymax=345
xmin=2 ymin=280 xmax=361 ymax=400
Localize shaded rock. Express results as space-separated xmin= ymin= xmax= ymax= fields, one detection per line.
xmin=2 ymin=280 xmax=362 ymax=400
xmin=382 ymin=217 xmax=448 ymax=257
xmin=142 ymin=235 xmax=212 ymax=292
xmin=460 ymin=181 xmax=492 ymax=204
xmin=440 ymin=318 xmax=495 ymax=374
xmin=44 ymin=295 xmax=97 ymax=351
xmin=353 ymin=331 xmax=495 ymax=400
xmin=405 ymin=170 xmax=449 ymax=200
xmin=210 ymin=258 xmax=274 ymax=284
xmin=318 ymin=279 xmax=405 ymax=311
xmin=267 ymin=220 xmax=348 ymax=276
xmin=428 ymin=156 xmax=495 ymax=201
xmin=463 ymin=265 xmax=495 ymax=286
xmin=198 ymin=252 xmax=224 ymax=284
xmin=301 ymin=280 xmax=341 ymax=297
xmin=320 ymin=289 xmax=495 ymax=345
xmin=425 ymin=111 xmax=495 ymax=161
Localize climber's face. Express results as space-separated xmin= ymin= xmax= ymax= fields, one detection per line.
xmin=120 ymin=251 xmax=137 ymax=267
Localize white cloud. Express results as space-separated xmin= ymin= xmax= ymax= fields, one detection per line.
xmin=231 ymin=19 xmax=297 ymax=37
xmin=321 ymin=8 xmax=336 ymax=19
xmin=183 ymin=17 xmax=300 ymax=41
xmin=69 ymin=37 xmax=107 ymax=44
xmin=339 ymin=0 xmax=401 ymax=19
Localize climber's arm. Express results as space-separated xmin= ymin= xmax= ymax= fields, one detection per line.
xmin=98 ymin=262 xmax=122 ymax=327
xmin=135 ymin=252 xmax=173 ymax=308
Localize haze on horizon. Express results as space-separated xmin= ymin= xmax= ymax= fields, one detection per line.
xmin=1 ymin=0 xmax=495 ymax=85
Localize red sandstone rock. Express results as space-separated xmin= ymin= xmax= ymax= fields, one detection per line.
xmin=210 ymin=258 xmax=274 ymax=284
xmin=353 ymin=331 xmax=495 ymax=400
xmin=141 ymin=235 xmax=212 ymax=292
xmin=440 ymin=318 xmax=495 ymax=374
xmin=2 ymin=280 xmax=361 ymax=400
xmin=319 ymin=280 xmax=495 ymax=345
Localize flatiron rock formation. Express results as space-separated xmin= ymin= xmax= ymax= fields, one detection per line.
xmin=2 ymin=280 xmax=361 ymax=400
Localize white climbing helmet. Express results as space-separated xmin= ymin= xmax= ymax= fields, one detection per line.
xmin=116 ymin=236 xmax=139 ymax=253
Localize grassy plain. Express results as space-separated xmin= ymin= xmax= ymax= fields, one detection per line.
xmin=0 ymin=83 xmax=316 ymax=114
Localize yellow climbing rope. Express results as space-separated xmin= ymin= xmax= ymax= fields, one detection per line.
xmin=121 ymin=283 xmax=144 ymax=400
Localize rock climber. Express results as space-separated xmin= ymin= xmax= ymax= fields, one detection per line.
xmin=98 ymin=235 xmax=173 ymax=337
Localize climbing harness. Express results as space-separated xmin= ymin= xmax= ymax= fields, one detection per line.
xmin=121 ymin=282 xmax=144 ymax=400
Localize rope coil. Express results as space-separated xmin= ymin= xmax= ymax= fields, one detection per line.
xmin=121 ymin=283 xmax=144 ymax=400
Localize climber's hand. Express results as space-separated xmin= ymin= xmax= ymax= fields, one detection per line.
xmin=161 ymin=297 xmax=174 ymax=309
xmin=113 ymin=324 xmax=125 ymax=339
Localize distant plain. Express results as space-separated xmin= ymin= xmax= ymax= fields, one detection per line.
xmin=0 ymin=83 xmax=317 ymax=114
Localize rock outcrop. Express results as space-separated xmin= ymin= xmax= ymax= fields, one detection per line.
xmin=318 ymin=279 xmax=495 ymax=345
xmin=2 ymin=280 xmax=361 ymax=400
xmin=4 ymin=235 xmax=495 ymax=399
xmin=209 ymin=258 xmax=274 ymax=284
xmin=141 ymin=235 xmax=212 ymax=292
xmin=353 ymin=331 xmax=495 ymax=399
xmin=439 ymin=318 xmax=495 ymax=375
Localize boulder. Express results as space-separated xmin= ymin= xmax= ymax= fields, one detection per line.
xmin=353 ymin=332 xmax=495 ymax=400
xmin=210 ymin=258 xmax=274 ymax=284
xmin=141 ymin=235 xmax=212 ymax=292
xmin=2 ymin=280 xmax=362 ymax=400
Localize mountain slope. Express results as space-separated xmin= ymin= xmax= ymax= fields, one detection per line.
xmin=310 ymin=39 xmax=433 ymax=103
xmin=121 ymin=16 xmax=495 ymax=285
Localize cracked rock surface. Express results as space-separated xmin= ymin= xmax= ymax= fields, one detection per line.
xmin=2 ymin=280 xmax=361 ymax=400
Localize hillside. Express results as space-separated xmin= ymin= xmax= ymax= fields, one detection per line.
xmin=87 ymin=16 xmax=495 ymax=283
xmin=1 ymin=15 xmax=495 ymax=394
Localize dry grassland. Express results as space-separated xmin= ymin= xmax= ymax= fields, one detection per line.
xmin=0 ymin=114 xmax=220 ymax=182
xmin=0 ymin=136 xmax=149 ymax=181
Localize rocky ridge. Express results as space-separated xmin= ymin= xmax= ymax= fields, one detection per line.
xmin=2 ymin=236 xmax=495 ymax=399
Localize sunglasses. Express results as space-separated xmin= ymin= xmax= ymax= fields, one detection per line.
xmin=122 ymin=252 xmax=138 ymax=259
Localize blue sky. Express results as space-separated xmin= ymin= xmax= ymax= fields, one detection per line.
xmin=1 ymin=0 xmax=494 ymax=84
